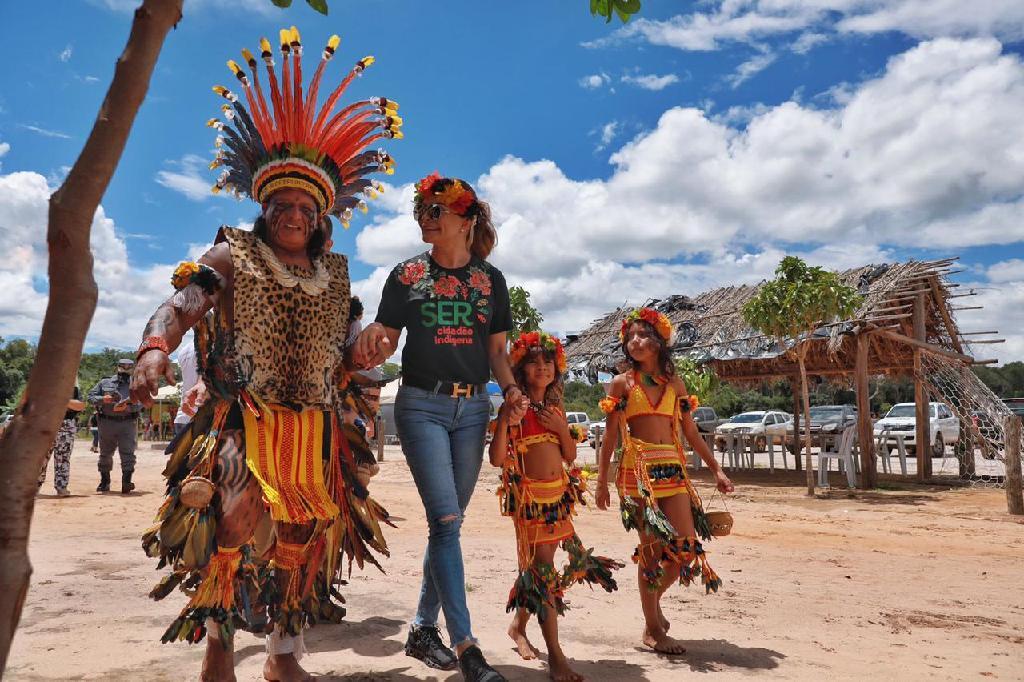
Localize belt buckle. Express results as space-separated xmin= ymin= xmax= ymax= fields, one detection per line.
xmin=450 ymin=382 xmax=473 ymax=398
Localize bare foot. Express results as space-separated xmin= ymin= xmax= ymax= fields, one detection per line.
xmin=263 ymin=654 xmax=312 ymax=681
xmin=642 ymin=628 xmax=687 ymax=655
xmin=548 ymin=651 xmax=585 ymax=682
xmin=200 ymin=636 xmax=236 ymax=682
xmin=657 ymin=604 xmax=670 ymax=633
xmin=508 ymin=622 xmax=540 ymax=660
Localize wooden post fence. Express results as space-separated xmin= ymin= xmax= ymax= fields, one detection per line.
xmin=1006 ymin=416 xmax=1023 ymax=515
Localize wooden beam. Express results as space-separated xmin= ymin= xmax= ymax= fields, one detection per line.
xmin=1005 ymin=416 xmax=1022 ymax=515
xmin=928 ymin=275 xmax=964 ymax=354
xmin=952 ymin=306 xmax=983 ymax=311
xmin=966 ymin=339 xmax=1006 ymax=344
xmin=914 ymin=293 xmax=932 ymax=480
xmin=874 ymin=329 xmax=974 ymax=364
xmin=972 ymin=359 xmax=1000 ymax=365
xmin=959 ymin=331 xmax=999 ymax=336
xmin=855 ymin=334 xmax=876 ymax=489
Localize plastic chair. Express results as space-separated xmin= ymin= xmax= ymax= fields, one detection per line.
xmin=818 ymin=426 xmax=858 ymax=488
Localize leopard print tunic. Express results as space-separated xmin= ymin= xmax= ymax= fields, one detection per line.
xmin=221 ymin=227 xmax=350 ymax=409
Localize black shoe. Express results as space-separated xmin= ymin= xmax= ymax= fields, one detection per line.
xmin=121 ymin=471 xmax=135 ymax=495
xmin=404 ymin=624 xmax=457 ymax=671
xmin=96 ymin=472 xmax=110 ymax=493
xmin=458 ymin=645 xmax=505 ymax=682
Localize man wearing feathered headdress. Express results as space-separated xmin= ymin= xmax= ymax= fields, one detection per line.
xmin=129 ymin=27 xmax=399 ymax=681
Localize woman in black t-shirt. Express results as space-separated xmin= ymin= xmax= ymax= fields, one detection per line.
xmin=356 ymin=174 xmax=525 ymax=682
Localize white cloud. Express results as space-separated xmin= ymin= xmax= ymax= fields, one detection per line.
xmin=59 ymin=45 xmax=72 ymax=62
xmin=155 ymin=154 xmax=219 ymax=202
xmin=348 ymin=38 xmax=1024 ymax=360
xmin=593 ymin=121 xmax=620 ymax=152
xmin=585 ymin=1 xmax=1024 ymax=52
xmin=987 ymin=259 xmax=1024 ymax=284
xmin=726 ymin=49 xmax=777 ymax=88
xmin=621 ymin=73 xmax=680 ymax=91
xmin=792 ymin=31 xmax=828 ymax=54
xmin=579 ymin=72 xmax=612 ymax=89
xmin=20 ymin=124 xmax=71 ymax=139
xmin=0 ymin=170 xmax=181 ymax=349
xmin=0 ymin=142 xmax=9 ymax=169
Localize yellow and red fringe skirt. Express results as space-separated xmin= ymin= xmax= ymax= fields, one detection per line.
xmin=500 ymin=471 xmax=621 ymax=622
xmin=617 ymin=437 xmax=723 ymax=595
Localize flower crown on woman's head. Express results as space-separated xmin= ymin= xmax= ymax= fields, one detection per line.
xmin=619 ymin=307 xmax=674 ymax=345
xmin=509 ymin=330 xmax=567 ymax=374
xmin=414 ymin=171 xmax=476 ymax=215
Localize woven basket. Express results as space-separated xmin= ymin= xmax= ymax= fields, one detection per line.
xmin=180 ymin=476 xmax=215 ymax=509
xmin=706 ymin=510 xmax=734 ymax=537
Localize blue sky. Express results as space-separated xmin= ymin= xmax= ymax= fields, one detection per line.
xmin=1 ymin=1 xmax=1023 ymax=361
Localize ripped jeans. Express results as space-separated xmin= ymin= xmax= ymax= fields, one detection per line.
xmin=394 ymin=384 xmax=490 ymax=649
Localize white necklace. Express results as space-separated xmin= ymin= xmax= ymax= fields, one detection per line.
xmin=256 ymin=239 xmax=330 ymax=296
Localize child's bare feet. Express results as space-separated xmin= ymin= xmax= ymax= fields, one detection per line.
xmin=263 ymin=653 xmax=312 ymax=681
xmin=548 ymin=650 xmax=585 ymax=681
xmin=508 ymin=622 xmax=540 ymax=660
xmin=642 ymin=627 xmax=687 ymax=655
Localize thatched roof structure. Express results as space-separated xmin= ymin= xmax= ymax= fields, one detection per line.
xmin=565 ymin=258 xmax=981 ymax=383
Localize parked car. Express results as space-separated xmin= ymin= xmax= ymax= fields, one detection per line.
xmin=874 ymin=402 xmax=960 ymax=456
xmin=802 ymin=404 xmax=858 ymax=435
xmin=715 ymin=410 xmax=792 ymax=452
xmin=565 ymin=411 xmax=590 ymax=432
xmin=692 ymin=406 xmax=722 ymax=433
xmin=1004 ymin=398 xmax=1024 ymax=418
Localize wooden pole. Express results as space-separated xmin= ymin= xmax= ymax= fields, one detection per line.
xmin=855 ymin=334 xmax=876 ymax=488
xmin=0 ymin=1 xmax=184 ymax=672
xmin=376 ymin=414 xmax=385 ymax=462
xmin=1005 ymin=416 xmax=1023 ymax=515
xmin=790 ymin=376 xmax=802 ymax=471
xmin=913 ymin=293 xmax=932 ymax=480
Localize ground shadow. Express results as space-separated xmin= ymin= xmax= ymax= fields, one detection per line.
xmin=637 ymin=638 xmax=785 ymax=674
xmin=316 ymin=666 xmax=429 ymax=681
xmin=235 ymin=616 xmax=406 ymax=664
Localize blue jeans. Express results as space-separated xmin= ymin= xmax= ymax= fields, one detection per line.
xmin=394 ymin=384 xmax=490 ymax=648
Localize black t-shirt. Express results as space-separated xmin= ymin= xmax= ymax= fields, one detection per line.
xmin=376 ymin=252 xmax=512 ymax=385
xmin=65 ymin=386 xmax=82 ymax=421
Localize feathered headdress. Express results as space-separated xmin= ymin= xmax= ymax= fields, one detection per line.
xmin=207 ymin=27 xmax=401 ymax=227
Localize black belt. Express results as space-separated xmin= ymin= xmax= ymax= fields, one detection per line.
xmin=403 ymin=376 xmax=487 ymax=398
xmin=99 ymin=413 xmax=137 ymax=421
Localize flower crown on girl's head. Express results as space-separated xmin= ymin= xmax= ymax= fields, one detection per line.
xmin=509 ymin=331 xmax=567 ymax=374
xmin=619 ymin=307 xmax=674 ymax=345
xmin=414 ymin=171 xmax=476 ymax=215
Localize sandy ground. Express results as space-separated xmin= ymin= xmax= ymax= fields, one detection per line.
xmin=7 ymin=438 xmax=1024 ymax=681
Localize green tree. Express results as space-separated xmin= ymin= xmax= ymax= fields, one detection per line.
xmin=0 ymin=339 xmax=37 ymax=410
xmin=742 ymin=256 xmax=862 ymax=494
xmin=590 ymin=0 xmax=641 ymax=23
xmin=563 ymin=380 xmax=606 ymax=420
xmin=509 ymin=286 xmax=544 ymax=338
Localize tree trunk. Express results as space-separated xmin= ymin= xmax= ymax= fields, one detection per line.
xmin=0 ymin=1 xmax=183 ymax=672
xmin=797 ymin=348 xmax=815 ymax=495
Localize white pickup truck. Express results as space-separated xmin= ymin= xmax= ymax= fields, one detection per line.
xmin=873 ymin=402 xmax=960 ymax=456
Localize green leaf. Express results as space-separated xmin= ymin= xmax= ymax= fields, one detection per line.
xmin=270 ymin=0 xmax=292 ymax=7
xmin=305 ymin=0 xmax=328 ymax=14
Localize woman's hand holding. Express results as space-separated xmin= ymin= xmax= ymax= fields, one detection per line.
xmin=181 ymin=379 xmax=209 ymax=417
xmin=353 ymin=323 xmax=392 ymax=368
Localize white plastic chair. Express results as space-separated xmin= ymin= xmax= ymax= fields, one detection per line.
xmin=818 ymin=426 xmax=858 ymax=488
xmin=876 ymin=430 xmax=909 ymax=475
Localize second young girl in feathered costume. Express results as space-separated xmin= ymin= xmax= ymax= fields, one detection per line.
xmin=595 ymin=308 xmax=734 ymax=656
xmin=490 ymin=331 xmax=622 ymax=682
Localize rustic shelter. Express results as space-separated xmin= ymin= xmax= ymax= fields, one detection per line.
xmin=565 ymin=258 xmax=1022 ymax=507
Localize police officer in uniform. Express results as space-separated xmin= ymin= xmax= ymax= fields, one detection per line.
xmin=88 ymin=358 xmax=142 ymax=493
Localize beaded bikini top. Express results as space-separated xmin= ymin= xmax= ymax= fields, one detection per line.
xmin=623 ymin=378 xmax=677 ymax=422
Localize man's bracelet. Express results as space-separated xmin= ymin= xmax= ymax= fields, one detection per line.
xmin=137 ymin=336 xmax=170 ymax=361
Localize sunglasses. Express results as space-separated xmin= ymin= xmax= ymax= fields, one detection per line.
xmin=416 ymin=203 xmax=453 ymax=223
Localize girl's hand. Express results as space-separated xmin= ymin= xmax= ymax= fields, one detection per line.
xmin=715 ymin=469 xmax=735 ymax=494
xmin=537 ymin=406 xmax=569 ymax=436
xmin=504 ymin=396 xmax=527 ymax=426
xmin=595 ymin=482 xmax=611 ymax=510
